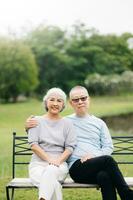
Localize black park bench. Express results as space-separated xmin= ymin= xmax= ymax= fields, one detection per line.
xmin=6 ymin=132 xmax=133 ymax=200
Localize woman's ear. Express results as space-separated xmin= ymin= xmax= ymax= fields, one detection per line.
xmin=44 ymin=100 xmax=48 ymax=111
xmin=60 ymin=104 xmax=65 ymax=112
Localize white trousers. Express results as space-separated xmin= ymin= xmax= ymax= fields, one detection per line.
xmin=29 ymin=161 xmax=68 ymax=200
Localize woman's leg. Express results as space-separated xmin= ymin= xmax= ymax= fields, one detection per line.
xmin=40 ymin=163 xmax=68 ymax=200
xmin=39 ymin=165 xmax=62 ymax=200
xmin=29 ymin=162 xmax=68 ymax=200
xmin=29 ymin=163 xmax=46 ymax=199
xmin=50 ymin=162 xmax=68 ymax=200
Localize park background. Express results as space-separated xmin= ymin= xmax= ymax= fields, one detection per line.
xmin=0 ymin=0 xmax=133 ymax=200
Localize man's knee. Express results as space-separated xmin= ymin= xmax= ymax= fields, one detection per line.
xmin=97 ymin=171 xmax=110 ymax=185
xmin=103 ymin=155 xmax=117 ymax=165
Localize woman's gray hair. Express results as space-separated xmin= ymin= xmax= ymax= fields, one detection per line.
xmin=43 ymin=87 xmax=67 ymax=112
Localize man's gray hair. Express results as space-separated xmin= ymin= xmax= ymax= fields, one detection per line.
xmin=69 ymin=85 xmax=89 ymax=99
xmin=43 ymin=87 xmax=66 ymax=111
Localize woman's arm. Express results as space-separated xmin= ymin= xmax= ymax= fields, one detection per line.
xmin=31 ymin=143 xmax=72 ymax=166
xmin=31 ymin=145 xmax=71 ymax=167
xmin=56 ymin=149 xmax=72 ymax=165
xmin=51 ymin=119 xmax=77 ymax=166
xmin=31 ymin=144 xmax=50 ymax=162
xmin=45 ymin=149 xmax=71 ymax=167
xmin=28 ymin=118 xmax=51 ymax=162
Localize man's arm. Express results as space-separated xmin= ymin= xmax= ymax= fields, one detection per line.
xmin=100 ymin=122 xmax=114 ymax=155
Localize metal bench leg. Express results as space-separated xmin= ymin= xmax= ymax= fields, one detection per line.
xmin=6 ymin=186 xmax=10 ymax=200
xmin=11 ymin=188 xmax=14 ymax=200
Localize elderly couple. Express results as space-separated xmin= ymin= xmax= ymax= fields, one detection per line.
xmin=26 ymin=86 xmax=133 ymax=200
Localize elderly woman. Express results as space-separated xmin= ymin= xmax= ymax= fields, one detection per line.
xmin=28 ymin=88 xmax=76 ymax=200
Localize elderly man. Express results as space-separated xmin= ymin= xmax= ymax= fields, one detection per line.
xmin=26 ymin=86 xmax=133 ymax=200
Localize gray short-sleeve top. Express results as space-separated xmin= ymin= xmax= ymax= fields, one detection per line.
xmin=28 ymin=116 xmax=76 ymax=163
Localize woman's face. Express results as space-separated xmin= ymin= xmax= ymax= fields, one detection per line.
xmin=46 ymin=95 xmax=64 ymax=114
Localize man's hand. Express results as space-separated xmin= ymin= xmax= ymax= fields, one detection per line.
xmin=80 ymin=154 xmax=94 ymax=163
xmin=25 ymin=115 xmax=38 ymax=129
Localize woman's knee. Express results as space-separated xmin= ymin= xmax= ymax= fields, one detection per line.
xmin=46 ymin=165 xmax=59 ymax=174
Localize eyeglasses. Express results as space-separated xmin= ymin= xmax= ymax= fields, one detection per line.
xmin=71 ymin=96 xmax=88 ymax=103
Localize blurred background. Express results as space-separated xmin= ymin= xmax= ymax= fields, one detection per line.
xmin=0 ymin=0 xmax=133 ymax=199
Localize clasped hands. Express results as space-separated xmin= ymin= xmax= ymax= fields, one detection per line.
xmin=47 ymin=157 xmax=61 ymax=167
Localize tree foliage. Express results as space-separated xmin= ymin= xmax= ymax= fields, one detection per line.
xmin=0 ymin=38 xmax=38 ymax=102
xmin=24 ymin=23 xmax=133 ymax=95
xmin=24 ymin=25 xmax=71 ymax=93
xmin=85 ymin=71 xmax=133 ymax=95
xmin=1 ymin=23 xmax=133 ymax=100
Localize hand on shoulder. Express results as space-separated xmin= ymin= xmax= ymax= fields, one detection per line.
xmin=25 ymin=115 xmax=38 ymax=129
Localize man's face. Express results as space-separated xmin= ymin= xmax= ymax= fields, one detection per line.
xmin=70 ymin=89 xmax=89 ymax=116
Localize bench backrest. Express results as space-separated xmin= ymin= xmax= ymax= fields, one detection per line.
xmin=12 ymin=132 xmax=133 ymax=178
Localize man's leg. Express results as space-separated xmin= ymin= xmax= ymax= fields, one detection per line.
xmin=69 ymin=156 xmax=133 ymax=200
xmin=69 ymin=157 xmax=117 ymax=200
xmin=97 ymin=171 xmax=117 ymax=200
xmin=98 ymin=156 xmax=133 ymax=200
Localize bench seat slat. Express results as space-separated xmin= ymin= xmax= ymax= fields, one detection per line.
xmin=7 ymin=177 xmax=133 ymax=189
xmin=6 ymin=178 xmax=98 ymax=188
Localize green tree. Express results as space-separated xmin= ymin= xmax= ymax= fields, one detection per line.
xmin=25 ymin=25 xmax=70 ymax=93
xmin=0 ymin=38 xmax=39 ymax=102
xmin=88 ymin=34 xmax=133 ymax=74
xmin=63 ymin=23 xmax=98 ymax=89
xmin=24 ymin=23 xmax=99 ymax=93
xmin=24 ymin=24 xmax=133 ymax=94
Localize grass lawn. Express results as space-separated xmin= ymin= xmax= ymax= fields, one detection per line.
xmin=0 ymin=94 xmax=133 ymax=200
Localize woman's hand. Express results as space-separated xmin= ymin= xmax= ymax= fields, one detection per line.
xmin=48 ymin=149 xmax=72 ymax=167
xmin=48 ymin=158 xmax=61 ymax=167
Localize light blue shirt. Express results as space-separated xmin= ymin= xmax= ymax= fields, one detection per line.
xmin=67 ymin=114 xmax=113 ymax=168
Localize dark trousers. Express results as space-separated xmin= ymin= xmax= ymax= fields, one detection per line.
xmin=69 ymin=155 xmax=133 ymax=200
